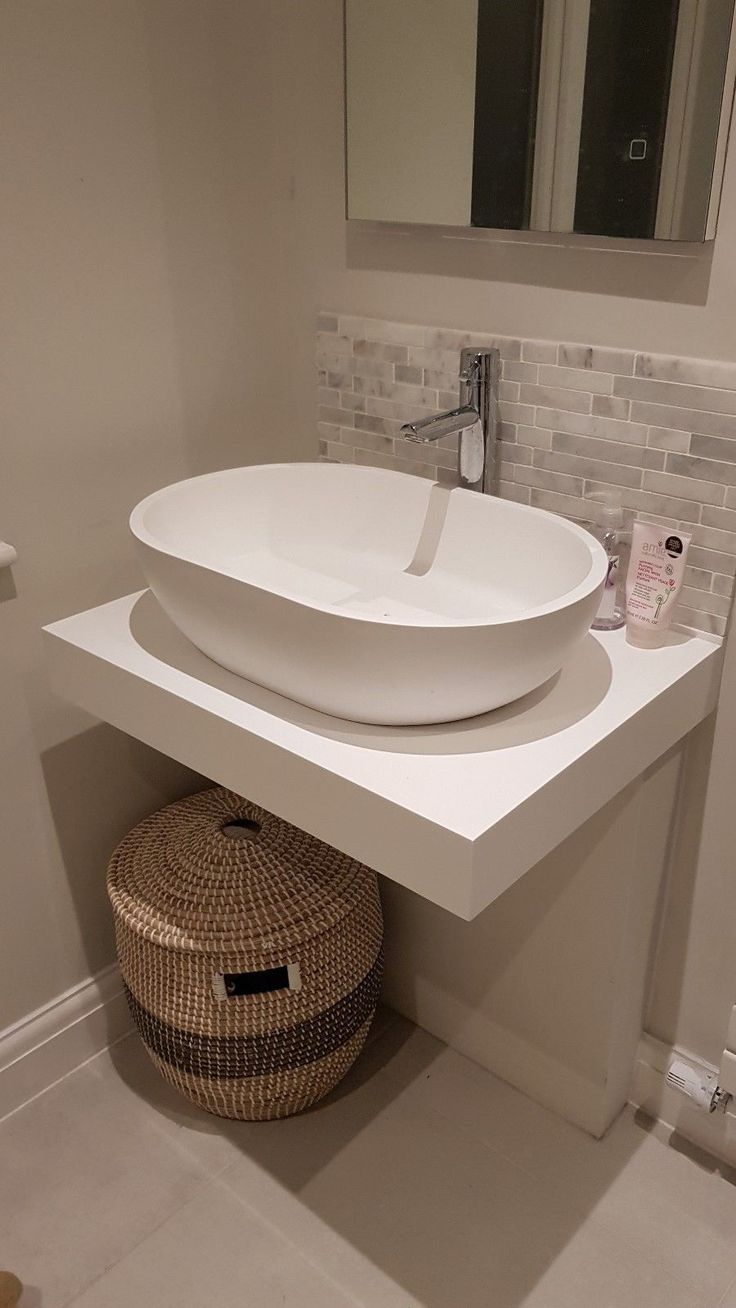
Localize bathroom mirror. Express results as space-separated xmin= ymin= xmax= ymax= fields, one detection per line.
xmin=345 ymin=0 xmax=736 ymax=241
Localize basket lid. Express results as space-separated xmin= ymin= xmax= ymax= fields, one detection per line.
xmin=107 ymin=787 xmax=372 ymax=954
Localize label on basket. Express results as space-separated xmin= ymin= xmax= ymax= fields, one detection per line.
xmin=212 ymin=962 xmax=302 ymax=999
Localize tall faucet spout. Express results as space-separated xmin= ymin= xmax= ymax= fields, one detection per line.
xmin=398 ymin=347 xmax=501 ymax=494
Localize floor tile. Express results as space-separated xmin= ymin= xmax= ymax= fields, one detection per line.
xmin=68 ymin=1181 xmax=356 ymax=1308
xmin=221 ymin=1103 xmax=567 ymax=1308
xmin=588 ymin=1131 xmax=736 ymax=1303
xmin=218 ymin=1159 xmax=424 ymax=1308
xmin=0 ymin=1045 xmax=215 ymax=1307
xmin=348 ymin=1016 xmax=736 ymax=1303
xmin=718 ymin=1275 xmax=736 ymax=1306
xmin=519 ymin=1217 xmax=712 ymax=1308
xmin=217 ymin=1061 xmax=724 ymax=1308
xmin=5 ymin=1009 xmax=736 ymax=1308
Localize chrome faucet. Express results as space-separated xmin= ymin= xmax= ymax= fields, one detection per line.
xmin=400 ymin=347 xmax=501 ymax=494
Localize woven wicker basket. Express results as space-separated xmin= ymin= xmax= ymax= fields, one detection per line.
xmin=107 ymin=786 xmax=383 ymax=1120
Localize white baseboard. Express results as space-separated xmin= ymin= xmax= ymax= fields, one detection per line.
xmin=0 ymin=964 xmax=133 ymax=1122
xmin=631 ymin=1033 xmax=736 ymax=1168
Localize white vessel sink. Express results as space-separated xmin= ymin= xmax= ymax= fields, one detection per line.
xmin=130 ymin=463 xmax=607 ymax=725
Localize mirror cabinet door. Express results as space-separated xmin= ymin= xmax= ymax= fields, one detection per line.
xmin=345 ymin=0 xmax=736 ymax=241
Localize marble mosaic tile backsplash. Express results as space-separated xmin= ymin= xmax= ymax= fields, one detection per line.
xmin=317 ymin=313 xmax=736 ymax=638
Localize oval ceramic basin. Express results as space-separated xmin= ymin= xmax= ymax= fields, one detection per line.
xmin=130 ymin=463 xmax=607 ymax=725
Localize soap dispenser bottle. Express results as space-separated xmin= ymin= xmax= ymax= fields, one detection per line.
xmin=587 ymin=492 xmax=626 ymax=631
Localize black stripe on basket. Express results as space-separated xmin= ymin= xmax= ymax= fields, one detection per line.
xmin=123 ymin=951 xmax=383 ymax=1080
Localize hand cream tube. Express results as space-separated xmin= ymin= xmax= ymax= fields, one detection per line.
xmin=625 ymin=522 xmax=691 ymax=647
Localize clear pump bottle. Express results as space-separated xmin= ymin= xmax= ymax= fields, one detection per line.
xmin=587 ymin=492 xmax=626 ymax=631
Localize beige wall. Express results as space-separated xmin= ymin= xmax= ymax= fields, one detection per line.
xmin=0 ymin=0 xmax=312 ymax=1031
xmin=269 ymin=0 xmax=736 ymax=1071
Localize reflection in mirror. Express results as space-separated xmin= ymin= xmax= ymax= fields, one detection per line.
xmin=345 ymin=0 xmax=736 ymax=241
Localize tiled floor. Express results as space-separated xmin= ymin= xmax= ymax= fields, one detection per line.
xmin=4 ymin=1010 xmax=736 ymax=1307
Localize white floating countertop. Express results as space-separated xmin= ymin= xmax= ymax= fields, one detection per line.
xmin=43 ymin=591 xmax=722 ymax=920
